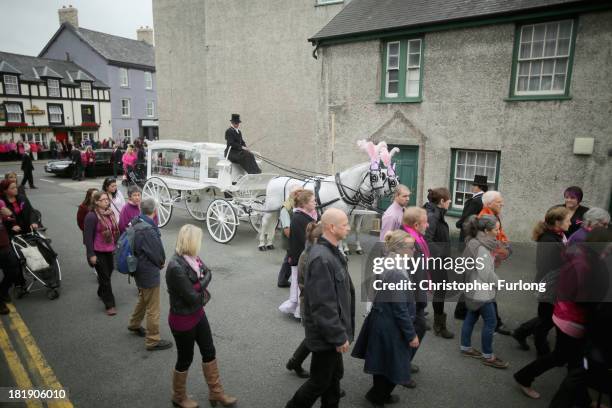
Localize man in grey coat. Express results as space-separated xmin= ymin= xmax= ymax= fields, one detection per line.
xmin=286 ymin=208 xmax=355 ymax=408
xmin=127 ymin=198 xmax=173 ymax=351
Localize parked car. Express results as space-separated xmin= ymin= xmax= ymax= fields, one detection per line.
xmin=44 ymin=149 xmax=123 ymax=177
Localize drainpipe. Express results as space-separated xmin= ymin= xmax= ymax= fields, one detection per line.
xmin=330 ymin=111 xmax=335 ymax=174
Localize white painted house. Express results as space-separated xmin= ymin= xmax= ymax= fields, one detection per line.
xmin=0 ymin=51 xmax=111 ymax=149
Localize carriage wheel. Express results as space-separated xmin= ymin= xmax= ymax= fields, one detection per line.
xmin=206 ymin=199 xmax=238 ymax=244
xmin=186 ymin=190 xmax=214 ymax=221
xmin=248 ymin=195 xmax=266 ymax=233
xmin=142 ymin=177 xmax=173 ymax=228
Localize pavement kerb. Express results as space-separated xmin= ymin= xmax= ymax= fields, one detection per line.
xmin=0 ymin=304 xmax=73 ymax=407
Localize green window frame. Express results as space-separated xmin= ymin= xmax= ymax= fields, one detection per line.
xmin=507 ymin=18 xmax=577 ymax=101
xmin=448 ymin=149 xmax=501 ymax=215
xmin=379 ymin=38 xmax=423 ymax=103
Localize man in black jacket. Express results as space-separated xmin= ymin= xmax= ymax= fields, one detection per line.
xmin=127 ymin=198 xmax=172 ymax=351
xmin=454 ymin=175 xmax=487 ymax=320
xmin=20 ymin=152 xmax=36 ymax=189
xmin=286 ymin=208 xmax=354 ymax=408
xmin=111 ymin=145 xmax=123 ymax=178
xmin=224 ymin=114 xmax=261 ymax=174
xmin=70 ymin=148 xmax=82 ymax=181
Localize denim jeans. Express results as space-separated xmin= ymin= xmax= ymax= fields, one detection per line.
xmin=461 ymin=301 xmax=497 ymax=358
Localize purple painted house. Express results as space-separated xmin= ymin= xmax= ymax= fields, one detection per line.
xmin=39 ymin=6 xmax=158 ymax=143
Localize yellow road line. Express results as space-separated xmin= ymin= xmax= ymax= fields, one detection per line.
xmin=7 ymin=304 xmax=74 ymax=408
xmin=0 ymin=318 xmax=43 ymax=408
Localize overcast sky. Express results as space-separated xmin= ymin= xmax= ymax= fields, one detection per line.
xmin=0 ymin=0 xmax=154 ymax=56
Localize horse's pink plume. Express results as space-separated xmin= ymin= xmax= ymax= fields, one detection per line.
xmin=357 ymin=140 xmax=379 ymax=166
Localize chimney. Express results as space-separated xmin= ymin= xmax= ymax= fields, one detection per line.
xmin=137 ymin=26 xmax=154 ymax=46
xmin=58 ymin=5 xmax=78 ymax=27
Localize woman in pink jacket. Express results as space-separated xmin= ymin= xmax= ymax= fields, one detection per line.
xmin=121 ymin=146 xmax=137 ymax=183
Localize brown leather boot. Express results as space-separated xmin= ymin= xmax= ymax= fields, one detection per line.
xmin=172 ymin=370 xmax=199 ymax=408
xmin=202 ymin=360 xmax=237 ymax=407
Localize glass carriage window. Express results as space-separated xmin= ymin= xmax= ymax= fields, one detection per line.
xmin=152 ymin=148 xmax=200 ymax=181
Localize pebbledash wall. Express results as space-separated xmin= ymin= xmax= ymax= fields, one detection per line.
xmin=314 ymin=11 xmax=612 ymax=240
xmin=152 ymin=0 xmax=344 ymax=168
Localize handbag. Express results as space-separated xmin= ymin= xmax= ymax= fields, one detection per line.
xmin=20 ymin=244 xmax=50 ymax=272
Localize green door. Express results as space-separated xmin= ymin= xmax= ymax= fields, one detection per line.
xmin=380 ymin=145 xmax=419 ymax=210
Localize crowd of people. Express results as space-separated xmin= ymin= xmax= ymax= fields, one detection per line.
xmin=0 ymin=149 xmax=609 ymax=408
xmin=74 ymin=176 xmax=236 ymax=407
xmin=274 ymin=176 xmax=610 ymax=408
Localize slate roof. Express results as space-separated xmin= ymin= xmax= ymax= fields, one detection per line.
xmin=39 ymin=23 xmax=155 ymax=70
xmin=310 ymin=0 xmax=597 ymax=43
xmin=0 ymin=51 xmax=109 ymax=88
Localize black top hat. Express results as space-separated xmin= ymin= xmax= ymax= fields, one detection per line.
xmin=472 ymin=175 xmax=488 ymax=187
xmin=230 ymin=113 xmax=241 ymax=124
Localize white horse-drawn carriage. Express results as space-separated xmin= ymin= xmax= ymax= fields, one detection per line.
xmin=142 ymin=140 xmax=277 ymax=243
xmin=142 ymin=139 xmax=400 ymax=250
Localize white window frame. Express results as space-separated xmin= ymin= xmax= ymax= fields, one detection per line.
xmin=47 ymin=79 xmax=60 ymax=97
xmin=48 ymin=105 xmax=63 ymax=124
xmin=385 ymin=41 xmax=400 ymax=98
xmin=405 ymin=39 xmax=422 ymax=98
xmin=5 ymin=103 xmax=23 ymax=122
xmin=3 ymin=75 xmax=19 ymax=95
xmin=119 ymin=68 xmax=129 ymax=88
xmin=121 ymin=99 xmax=131 ymax=117
xmin=515 ymin=20 xmax=574 ymax=96
xmin=80 ymin=82 xmax=92 ymax=99
xmin=144 ymin=72 xmax=153 ymax=90
xmin=123 ymin=128 xmax=132 ymax=141
xmin=146 ymin=101 xmax=155 ymax=117
xmin=452 ymin=150 xmax=499 ymax=210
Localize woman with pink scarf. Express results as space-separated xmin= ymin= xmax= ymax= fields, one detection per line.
xmin=279 ymin=189 xmax=318 ymax=319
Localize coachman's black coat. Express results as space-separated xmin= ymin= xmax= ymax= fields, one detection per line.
xmin=224 ymin=127 xmax=261 ymax=174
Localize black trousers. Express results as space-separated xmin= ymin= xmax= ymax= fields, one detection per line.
xmin=94 ymin=251 xmax=115 ymax=309
xmin=410 ymin=305 xmax=427 ymax=361
xmin=171 ymin=313 xmax=216 ymax=372
xmin=0 ymin=248 xmax=21 ymax=298
xmin=366 ymin=375 xmax=396 ymax=405
xmin=278 ymin=255 xmax=291 ymax=286
xmin=549 ymin=366 xmax=605 ymax=408
xmin=514 ymin=327 xmax=586 ymax=389
xmin=72 ymin=163 xmax=82 ymax=180
xmin=286 ymin=349 xmax=343 ymax=408
xmin=292 ymin=339 xmax=311 ymax=367
xmin=113 ymin=163 xmax=122 ymax=179
xmin=228 ymin=149 xmax=261 ymax=174
xmin=514 ymin=302 xmax=554 ymax=356
xmin=20 ymin=170 xmax=34 ymax=188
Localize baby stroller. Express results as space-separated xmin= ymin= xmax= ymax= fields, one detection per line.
xmin=124 ymin=163 xmax=147 ymax=187
xmin=11 ymin=231 xmax=61 ymax=300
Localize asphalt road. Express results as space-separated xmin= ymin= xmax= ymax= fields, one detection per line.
xmin=0 ymin=162 xmax=581 ymax=408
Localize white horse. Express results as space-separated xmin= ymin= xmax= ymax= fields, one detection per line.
xmin=257 ymin=162 xmax=397 ymax=250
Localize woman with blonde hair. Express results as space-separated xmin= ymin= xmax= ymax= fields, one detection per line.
xmin=166 ymin=224 xmax=236 ymax=408
xmin=352 ymin=230 xmax=419 ymax=406
xmin=279 ymin=189 xmax=317 ymax=319
xmin=122 ymin=145 xmax=138 ymax=183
